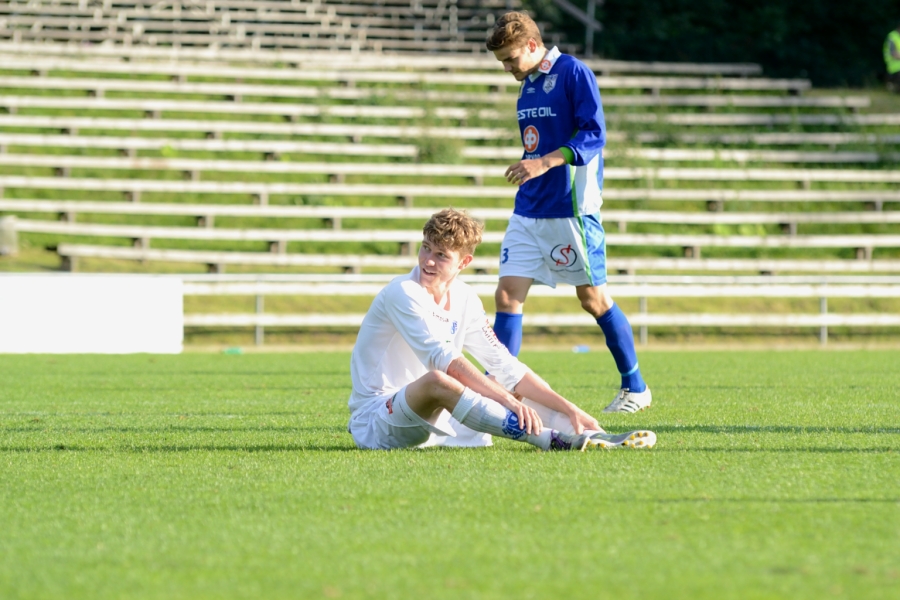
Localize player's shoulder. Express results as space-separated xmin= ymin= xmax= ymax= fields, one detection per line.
xmin=385 ymin=271 xmax=421 ymax=299
xmin=557 ymin=53 xmax=595 ymax=79
xmin=450 ymin=275 xmax=478 ymax=296
xmin=450 ymin=277 xmax=486 ymax=314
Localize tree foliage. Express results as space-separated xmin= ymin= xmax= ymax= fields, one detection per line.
xmin=527 ymin=0 xmax=900 ymax=87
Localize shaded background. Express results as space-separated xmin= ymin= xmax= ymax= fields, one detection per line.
xmin=526 ymin=0 xmax=900 ymax=87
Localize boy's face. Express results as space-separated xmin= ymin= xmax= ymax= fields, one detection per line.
xmin=417 ymin=237 xmax=472 ymax=289
xmin=493 ymin=38 xmax=542 ymax=81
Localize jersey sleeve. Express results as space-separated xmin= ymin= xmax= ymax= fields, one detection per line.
xmin=383 ymin=280 xmax=462 ymax=372
xmin=461 ymin=295 xmax=530 ymax=392
xmin=561 ymin=62 xmax=606 ymax=167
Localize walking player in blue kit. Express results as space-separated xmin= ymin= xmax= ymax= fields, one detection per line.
xmin=486 ymin=11 xmax=652 ymax=414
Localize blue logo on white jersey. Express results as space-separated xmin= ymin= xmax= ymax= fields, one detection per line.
xmin=450 ymin=321 xmax=458 ymax=334
xmin=501 ymin=411 xmax=525 ymax=439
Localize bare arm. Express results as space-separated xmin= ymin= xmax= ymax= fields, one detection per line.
xmin=505 ymin=149 xmax=567 ymax=185
xmin=446 ymin=355 xmax=542 ymax=434
xmin=514 ymin=370 xmax=600 ymax=434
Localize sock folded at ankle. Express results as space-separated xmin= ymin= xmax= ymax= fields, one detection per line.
xmin=596 ymin=303 xmax=646 ymax=393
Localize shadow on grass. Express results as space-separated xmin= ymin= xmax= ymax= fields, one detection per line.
xmin=660 ymin=446 xmax=898 ymax=453
xmin=1 ymin=444 xmax=896 ymax=454
xmin=7 ymin=424 xmax=897 ymax=435
xmin=1 ymin=425 xmax=348 ymax=433
xmin=631 ymin=425 xmax=900 ymax=435
xmin=0 ymin=443 xmax=359 ymax=453
xmin=648 ymin=497 xmax=900 ymax=504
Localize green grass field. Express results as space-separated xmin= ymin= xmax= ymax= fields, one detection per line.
xmin=1 ymin=350 xmax=898 ymax=599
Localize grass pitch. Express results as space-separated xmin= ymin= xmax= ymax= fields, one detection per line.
xmin=1 ymin=350 xmax=898 ymax=600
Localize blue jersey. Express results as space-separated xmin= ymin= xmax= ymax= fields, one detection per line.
xmin=513 ymin=47 xmax=605 ymax=219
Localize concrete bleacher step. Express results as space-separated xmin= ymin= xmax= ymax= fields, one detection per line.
xmin=0 ymin=41 xmax=762 ymax=77
xmin=0 ymin=69 xmax=810 ymax=95
xmin=0 ymin=94 xmax=870 ymax=118
xmin=0 ymin=88 xmax=870 ymax=115
xmin=0 ymin=42 xmax=763 ymax=76
xmin=3 ymin=133 xmax=897 ymax=164
xmin=3 ymin=154 xmax=900 ymax=187
xmin=20 ymin=219 xmax=900 ymax=253
xmin=0 ymin=28 xmax=496 ymax=54
xmin=5 ymin=199 xmax=900 ymax=229
xmin=4 ymin=114 xmax=897 ymax=148
xmin=0 ymin=114 xmax=511 ymax=142
xmin=54 ymin=244 xmax=900 ymax=275
xmin=1 ymin=176 xmax=898 ymax=207
xmin=0 ymin=133 xmax=420 ymax=157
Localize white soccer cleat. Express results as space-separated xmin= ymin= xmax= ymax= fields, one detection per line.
xmin=587 ymin=430 xmax=657 ymax=450
xmin=547 ymin=430 xmax=591 ymax=452
xmin=602 ymin=387 xmax=652 ymax=413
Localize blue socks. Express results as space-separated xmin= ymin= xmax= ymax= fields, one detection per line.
xmin=596 ymin=303 xmax=646 ymax=392
xmin=496 ymin=306 xmax=645 ymax=393
xmin=493 ymin=312 xmax=523 ymax=356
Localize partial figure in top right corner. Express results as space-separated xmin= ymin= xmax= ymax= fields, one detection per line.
xmin=485 ymin=11 xmax=651 ymax=414
xmin=885 ymin=23 xmax=900 ymax=92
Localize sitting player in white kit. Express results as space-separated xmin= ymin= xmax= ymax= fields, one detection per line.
xmin=347 ymin=208 xmax=656 ymax=451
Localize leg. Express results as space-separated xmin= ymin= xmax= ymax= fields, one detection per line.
xmin=577 ymin=284 xmax=652 ymax=413
xmin=494 ymin=214 xmax=553 ymax=356
xmin=493 ymin=275 xmax=533 ymax=356
xmin=404 ymin=370 xmax=588 ymax=451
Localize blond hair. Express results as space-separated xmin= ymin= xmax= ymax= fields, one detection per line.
xmin=422 ymin=208 xmax=483 ymax=256
xmin=485 ymin=11 xmax=543 ymax=51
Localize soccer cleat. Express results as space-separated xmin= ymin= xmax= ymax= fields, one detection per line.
xmin=602 ymin=387 xmax=652 ymax=413
xmin=587 ymin=430 xmax=657 ymax=450
xmin=547 ymin=430 xmax=591 ymax=452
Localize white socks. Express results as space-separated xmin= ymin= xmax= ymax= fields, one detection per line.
xmin=451 ymin=387 xmax=553 ymax=450
xmin=522 ymin=397 xmax=604 ymax=438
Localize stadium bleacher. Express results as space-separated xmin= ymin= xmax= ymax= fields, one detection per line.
xmin=1 ymin=0 xmax=898 ymax=343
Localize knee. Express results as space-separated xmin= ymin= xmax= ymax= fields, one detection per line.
xmin=495 ymin=287 xmax=521 ymax=313
xmin=423 ymin=370 xmax=457 ymax=392
xmin=579 ymin=290 xmax=614 ymax=317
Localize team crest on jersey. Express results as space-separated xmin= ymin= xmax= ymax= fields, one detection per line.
xmin=450 ymin=321 xmax=458 ymax=334
xmin=542 ymin=74 xmax=558 ymax=94
xmin=523 ymin=125 xmax=539 ymax=152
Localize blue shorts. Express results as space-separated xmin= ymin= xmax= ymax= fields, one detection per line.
xmin=498 ymin=213 xmax=607 ymax=287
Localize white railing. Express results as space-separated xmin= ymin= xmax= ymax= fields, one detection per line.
xmin=180 ymin=274 xmax=900 ymax=346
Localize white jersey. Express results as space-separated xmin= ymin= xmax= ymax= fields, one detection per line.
xmin=349 ymin=267 xmax=529 ymax=418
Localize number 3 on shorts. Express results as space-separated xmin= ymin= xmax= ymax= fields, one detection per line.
xmin=501 ymin=248 xmax=509 ymax=264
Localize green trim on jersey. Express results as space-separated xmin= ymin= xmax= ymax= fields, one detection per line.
xmin=575 ymin=212 xmax=594 ymax=282
xmin=560 ymin=146 xmax=575 ymax=164
xmin=568 ymin=165 xmax=594 ymax=281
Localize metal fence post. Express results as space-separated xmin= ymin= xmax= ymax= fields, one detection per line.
xmin=819 ymin=296 xmax=828 ymax=346
xmin=255 ymin=294 xmax=264 ymax=346
xmin=0 ymin=215 xmax=18 ymax=256
xmin=639 ymin=296 xmax=648 ymax=345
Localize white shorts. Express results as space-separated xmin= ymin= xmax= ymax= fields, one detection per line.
xmin=349 ymin=387 xmax=491 ymax=450
xmin=498 ymin=213 xmax=608 ymax=287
